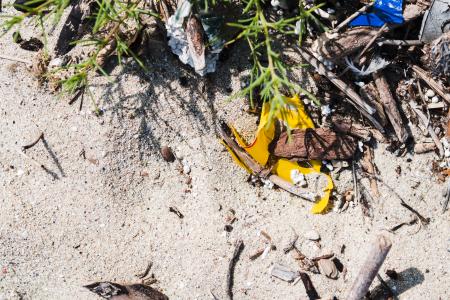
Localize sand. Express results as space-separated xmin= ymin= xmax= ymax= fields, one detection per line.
xmin=1 ymin=4 xmax=450 ymax=299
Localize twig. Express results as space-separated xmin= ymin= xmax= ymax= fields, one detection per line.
xmin=298 ymin=48 xmax=384 ymax=133
xmin=169 ymin=206 xmax=184 ymax=219
xmin=389 ymin=215 xmax=418 ymax=232
xmin=412 ymin=65 xmax=450 ymax=104
xmin=330 ymin=2 xmax=374 ymax=33
xmin=218 ymin=122 xmax=315 ymax=202
xmin=352 ymin=160 xmax=360 ymax=203
xmin=360 ymin=146 xmax=380 ymax=198
xmin=373 ymin=71 xmax=408 ymax=143
xmin=0 ymin=54 xmax=32 ymax=65
xmin=22 ymin=132 xmax=44 ymax=151
xmin=376 ymin=274 xmax=396 ymax=298
xmin=361 ymin=171 xmax=430 ymax=225
xmin=409 ymin=101 xmax=444 ymax=158
xmin=377 ymin=39 xmax=423 ymax=46
xmin=346 ymin=234 xmax=392 ymax=300
xmin=136 ymin=262 xmax=152 ymax=279
xmin=357 ymin=24 xmax=388 ymax=63
xmin=227 ymin=239 xmax=244 ymax=300
xmin=299 ymin=272 xmax=320 ymax=300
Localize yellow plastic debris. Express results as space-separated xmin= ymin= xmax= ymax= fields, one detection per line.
xmin=225 ymin=95 xmax=334 ymax=214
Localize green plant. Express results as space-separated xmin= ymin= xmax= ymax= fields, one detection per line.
xmin=228 ymin=0 xmax=324 ymax=126
xmin=1 ymin=0 xmax=324 ymax=122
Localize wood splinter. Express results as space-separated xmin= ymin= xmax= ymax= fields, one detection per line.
xmin=227 ymin=239 xmax=244 ymax=300
xmin=373 ymin=71 xmax=409 ymax=143
xmin=22 ymin=132 xmax=44 ymax=151
xmin=346 ymin=233 xmax=392 ymax=300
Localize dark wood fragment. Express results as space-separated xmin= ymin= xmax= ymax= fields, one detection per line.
xmin=227 ymin=239 xmax=244 ymax=300
xmin=373 ymin=72 xmax=408 ymax=143
xmin=331 ymin=116 xmax=372 ymax=141
xmin=272 ymin=128 xmax=357 ymax=160
xmin=299 ymin=272 xmax=320 ymax=300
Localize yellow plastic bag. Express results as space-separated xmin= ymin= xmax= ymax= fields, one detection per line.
xmin=225 ymin=95 xmax=333 ymax=213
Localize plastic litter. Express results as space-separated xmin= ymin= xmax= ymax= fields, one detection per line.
xmin=350 ymin=0 xmax=404 ymax=27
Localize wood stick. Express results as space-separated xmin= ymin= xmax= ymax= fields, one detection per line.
xmin=0 ymin=54 xmax=31 ymax=65
xmin=373 ymin=71 xmax=408 ymax=142
xmin=299 ymin=272 xmax=320 ymax=300
xmin=356 ymin=24 xmax=388 ymax=63
xmin=218 ymin=122 xmax=315 ymax=202
xmin=346 ymin=234 xmax=392 ymax=300
xmin=360 ymin=146 xmax=380 ymax=197
xmin=360 ymin=83 xmax=388 ymax=127
xmin=298 ymin=48 xmax=384 ymax=133
xmin=227 ymin=239 xmax=244 ymax=300
xmin=412 ymin=65 xmax=450 ymax=103
xmin=331 ymin=116 xmax=372 ymax=142
xmin=414 ymin=142 xmax=436 ymax=154
xmin=377 ymin=39 xmax=423 ymax=46
xmin=22 ymin=132 xmax=44 ymax=151
xmin=409 ymin=102 xmax=444 ymax=158
xmin=330 ymin=2 xmax=374 ymax=33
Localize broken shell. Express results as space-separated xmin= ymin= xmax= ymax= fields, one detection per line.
xmin=317 ymin=258 xmax=338 ymax=279
xmin=304 ymin=230 xmax=320 ymax=241
xmin=425 ymin=89 xmax=436 ymax=98
xmin=270 ymin=263 xmax=299 ymax=282
xmin=161 ymin=146 xmax=175 ymax=162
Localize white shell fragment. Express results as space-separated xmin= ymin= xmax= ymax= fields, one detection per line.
xmin=290 ymin=169 xmax=307 ymax=187
xmin=425 ymin=89 xmax=436 ymax=98
xmin=270 ymin=263 xmax=299 ymax=282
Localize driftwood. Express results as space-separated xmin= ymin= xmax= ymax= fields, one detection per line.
xmin=412 ymin=65 xmax=450 ymax=104
xmin=360 ymin=83 xmax=388 ymax=127
xmin=272 ymin=128 xmax=357 ymax=160
xmin=346 ymin=233 xmax=392 ymax=300
xmin=298 ymin=48 xmax=384 ymax=133
xmin=218 ymin=122 xmax=316 ymax=202
xmin=331 ymin=116 xmax=372 ymax=142
xmin=409 ymin=102 xmax=444 ymax=158
xmin=227 ymin=239 xmax=244 ymax=300
xmin=360 ymin=146 xmax=380 ymax=197
xmin=414 ymin=142 xmax=436 ymax=154
xmin=299 ymin=272 xmax=320 ymax=300
xmin=373 ymin=71 xmax=408 ymax=143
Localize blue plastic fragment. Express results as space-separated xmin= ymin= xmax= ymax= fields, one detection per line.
xmin=350 ymin=0 xmax=404 ymax=27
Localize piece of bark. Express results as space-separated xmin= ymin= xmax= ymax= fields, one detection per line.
xmin=373 ymin=72 xmax=408 ymax=143
xmin=360 ymin=83 xmax=388 ymax=127
xmin=272 ymin=128 xmax=357 ymax=160
xmin=414 ymin=142 xmax=437 ymax=154
xmin=218 ymin=122 xmax=315 ymax=202
xmin=331 ymin=116 xmax=372 ymax=142
xmin=298 ymin=48 xmax=384 ymax=133
xmin=346 ymin=233 xmax=392 ymax=300
xmin=227 ymin=239 xmax=244 ymax=300
xmin=360 ymin=146 xmax=380 ymax=197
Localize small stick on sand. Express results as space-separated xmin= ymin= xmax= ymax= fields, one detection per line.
xmin=0 ymin=54 xmax=32 ymax=65
xmin=299 ymin=272 xmax=320 ymax=300
xmin=346 ymin=234 xmax=392 ymax=300
xmin=22 ymin=132 xmax=44 ymax=151
xmin=227 ymin=239 xmax=244 ymax=300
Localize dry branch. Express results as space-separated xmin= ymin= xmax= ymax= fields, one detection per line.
xmin=298 ymin=48 xmax=384 ymax=132
xmin=346 ymin=234 xmax=392 ymax=300
xmin=412 ymin=65 xmax=450 ymax=104
xmin=373 ymin=71 xmax=408 ymax=142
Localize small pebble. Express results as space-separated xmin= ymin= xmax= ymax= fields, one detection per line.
xmin=304 ymin=229 xmax=320 ymax=241
xmin=183 ymin=164 xmax=191 ymax=174
xmin=431 ymin=96 xmax=439 ymax=103
xmin=425 ymin=89 xmax=436 ymax=98
xmin=160 ymin=146 xmax=175 ymax=162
